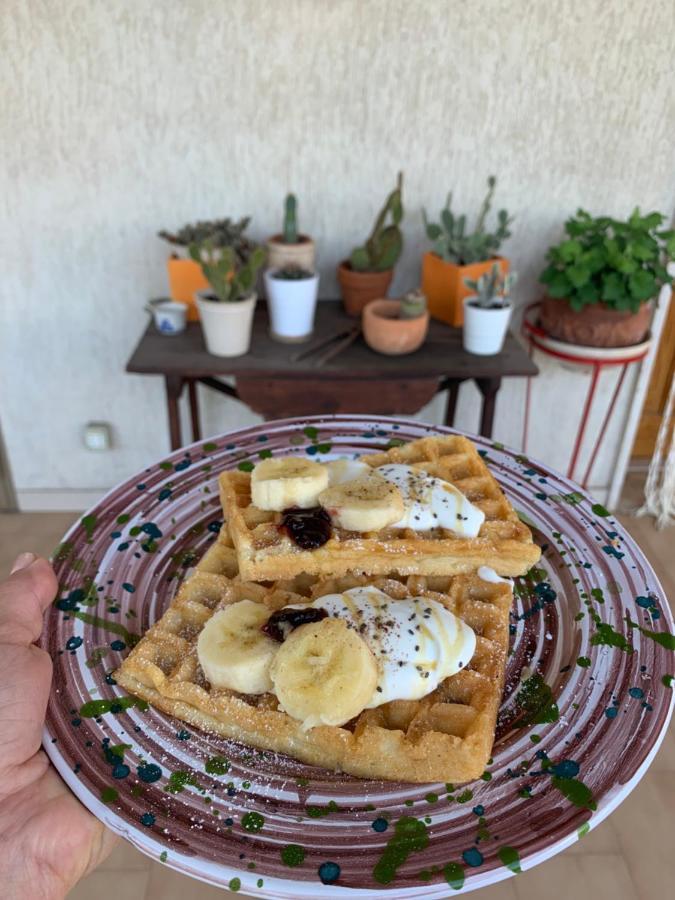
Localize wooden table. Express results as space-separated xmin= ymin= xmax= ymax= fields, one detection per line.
xmin=126 ymin=301 xmax=538 ymax=450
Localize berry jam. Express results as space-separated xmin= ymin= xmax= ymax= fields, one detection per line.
xmin=280 ymin=506 xmax=332 ymax=550
xmin=261 ymin=606 xmax=329 ymax=643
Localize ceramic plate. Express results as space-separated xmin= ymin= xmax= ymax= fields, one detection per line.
xmin=42 ymin=415 xmax=674 ymax=897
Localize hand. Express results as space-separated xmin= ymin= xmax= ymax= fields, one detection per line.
xmin=0 ymin=553 xmax=117 ymax=899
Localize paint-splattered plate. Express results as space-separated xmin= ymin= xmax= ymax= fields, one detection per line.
xmin=42 ymin=415 xmax=674 ymax=897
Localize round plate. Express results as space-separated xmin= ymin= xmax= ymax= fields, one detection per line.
xmin=42 ymin=415 xmax=674 ymax=897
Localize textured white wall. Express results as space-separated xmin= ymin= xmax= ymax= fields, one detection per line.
xmin=1 ymin=0 xmax=673 ymax=504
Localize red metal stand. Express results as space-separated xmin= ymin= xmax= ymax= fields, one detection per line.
xmin=522 ymin=303 xmax=650 ymax=489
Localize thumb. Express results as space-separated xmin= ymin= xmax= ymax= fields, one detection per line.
xmin=0 ymin=555 xmax=58 ymax=646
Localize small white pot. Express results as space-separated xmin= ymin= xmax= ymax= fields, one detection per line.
xmin=195 ymin=290 xmax=257 ymax=357
xmin=462 ymin=297 xmax=512 ymax=355
xmin=146 ymin=299 xmax=187 ymax=335
xmin=264 ymin=269 xmax=319 ymax=342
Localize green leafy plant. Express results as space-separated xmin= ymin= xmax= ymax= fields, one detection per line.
xmin=272 ymin=264 xmax=313 ymax=280
xmin=464 ymin=263 xmax=517 ymax=309
xmin=282 ymin=194 xmax=299 ymax=244
xmin=189 ymin=239 xmax=266 ymax=302
xmin=159 ymin=217 xmax=255 ymax=263
xmin=399 ymin=289 xmax=427 ymax=320
xmin=423 ymin=176 xmax=512 ymax=265
xmin=540 ymin=209 xmax=675 ymax=312
xmin=350 ymin=172 xmax=404 ymax=272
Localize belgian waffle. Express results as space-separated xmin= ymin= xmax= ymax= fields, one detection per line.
xmin=114 ymin=529 xmax=511 ymax=783
xmin=220 ymin=434 xmax=540 ymax=581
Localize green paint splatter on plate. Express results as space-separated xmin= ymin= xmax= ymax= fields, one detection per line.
xmin=306 ymin=800 xmax=339 ymax=818
xmin=237 ymin=461 xmax=254 ymax=472
xmin=165 ymin=771 xmax=200 ymax=794
xmin=551 ymin=776 xmax=597 ymax=810
xmin=80 ymin=696 xmax=148 ymax=717
xmin=281 ymin=844 xmax=305 ymax=867
xmin=498 ymin=846 xmax=521 ymax=873
xmin=578 ymin=821 xmax=590 ymax=838
xmin=73 ymin=611 xmax=140 ymax=647
xmin=228 ymin=877 xmax=241 ymax=892
xmin=241 ymin=812 xmax=265 ymax=833
xmin=662 ymin=674 xmax=674 ymax=688
xmin=101 ymin=787 xmax=118 ymax=803
xmin=204 ymin=756 xmax=229 ymax=775
xmin=444 ymin=861 xmax=465 ymax=889
xmin=515 ymin=673 xmax=560 ymax=725
xmin=81 ymin=514 xmax=97 ymax=542
xmin=373 ymin=816 xmax=429 ymax=885
xmin=591 ymin=503 xmax=610 ymax=517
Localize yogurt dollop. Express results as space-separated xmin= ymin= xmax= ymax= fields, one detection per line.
xmin=302 ymin=586 xmax=476 ymax=707
xmin=375 ymin=464 xmax=485 ymax=537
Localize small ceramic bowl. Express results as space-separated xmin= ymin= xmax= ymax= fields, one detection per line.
xmin=362 ymin=299 xmax=429 ymax=355
xmin=146 ymin=299 xmax=187 ymax=336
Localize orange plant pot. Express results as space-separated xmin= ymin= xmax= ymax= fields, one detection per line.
xmin=421 ymin=253 xmax=509 ymax=327
xmin=167 ymin=256 xmax=209 ymax=322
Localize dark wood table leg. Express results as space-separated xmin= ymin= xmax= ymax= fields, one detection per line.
xmin=475 ymin=376 xmax=502 ymax=438
xmin=187 ymin=379 xmax=201 ymax=443
xmin=444 ymin=380 xmax=461 ymax=427
xmin=165 ymin=375 xmax=184 ymax=451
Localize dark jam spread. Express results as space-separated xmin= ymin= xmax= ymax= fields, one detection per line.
xmin=280 ymin=506 xmax=332 ymax=550
xmin=261 ymin=606 xmax=329 ymax=642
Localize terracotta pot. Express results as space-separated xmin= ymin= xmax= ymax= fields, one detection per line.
xmin=421 ymin=253 xmax=509 ymax=327
xmin=539 ymin=297 xmax=651 ymax=348
xmin=362 ymin=299 xmax=429 ymax=355
xmin=167 ymin=256 xmax=208 ymax=322
xmin=337 ymin=261 xmax=393 ymax=317
xmin=267 ymin=234 xmax=315 ymax=271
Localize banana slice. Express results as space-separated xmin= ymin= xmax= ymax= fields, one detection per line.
xmin=318 ymin=472 xmax=404 ymax=531
xmin=251 ymin=457 xmax=329 ymax=511
xmin=197 ymin=599 xmax=278 ymax=694
xmin=270 ymin=617 xmax=377 ymax=729
xmin=325 ymin=458 xmax=371 ymax=485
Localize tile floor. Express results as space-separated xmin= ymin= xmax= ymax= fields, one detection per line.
xmin=0 ymin=487 xmax=672 ymax=899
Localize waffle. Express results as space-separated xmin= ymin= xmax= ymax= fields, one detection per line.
xmin=114 ymin=529 xmax=511 ymax=783
xmin=220 ymin=434 xmax=541 ymax=581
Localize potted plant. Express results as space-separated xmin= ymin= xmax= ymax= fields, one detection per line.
xmin=539 ymin=208 xmax=675 ymax=347
xmin=266 ymin=194 xmax=315 ymax=271
xmin=159 ymin=218 xmax=256 ymax=321
xmin=462 ymin=264 xmax=517 ymax=355
xmin=422 ymin=176 xmax=513 ymax=327
xmin=337 ymin=173 xmax=404 ymax=317
xmin=263 ymin=264 xmax=320 ymax=343
xmin=363 ymin=289 xmax=429 ymax=356
xmin=189 ymin=239 xmax=266 ymax=357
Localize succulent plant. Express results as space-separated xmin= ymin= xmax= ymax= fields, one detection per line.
xmin=350 ymin=173 xmax=404 ymax=273
xmin=189 ymin=239 xmax=266 ymax=302
xmin=399 ymin=289 xmax=427 ymax=320
xmin=282 ymin=194 xmax=299 ymax=244
xmin=423 ymin=176 xmax=513 ymax=265
xmin=464 ymin=264 xmax=517 ymax=309
xmin=273 ymin=264 xmax=313 ymax=280
xmin=159 ymin=217 xmax=255 ymax=263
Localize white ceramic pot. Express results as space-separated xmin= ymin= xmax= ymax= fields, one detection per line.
xmin=264 ymin=269 xmax=319 ymax=342
xmin=462 ymin=297 xmax=512 ymax=355
xmin=195 ymin=290 xmax=257 ymax=357
xmin=145 ymin=299 xmax=187 ymax=335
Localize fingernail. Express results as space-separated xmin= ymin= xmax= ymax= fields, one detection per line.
xmin=11 ymin=552 xmax=36 ymax=574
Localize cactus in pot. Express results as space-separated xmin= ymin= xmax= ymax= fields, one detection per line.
xmin=349 ymin=172 xmax=404 ymax=272
xmin=464 ymin=264 xmax=517 ymax=309
xmin=399 ymin=288 xmax=427 ymax=319
xmin=462 ymin=263 xmax=518 ymax=356
xmin=190 ymin=239 xmax=267 ymax=358
xmin=267 ymin=193 xmax=315 ymax=271
xmin=338 ymin=172 xmax=405 ymax=316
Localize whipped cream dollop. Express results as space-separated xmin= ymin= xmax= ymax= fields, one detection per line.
xmin=299 ymin=586 xmax=476 ymax=706
xmin=325 ymin=458 xmax=371 ymax=485
xmin=477 ymin=566 xmax=513 ymax=586
xmin=375 ymin=464 xmax=485 ymax=537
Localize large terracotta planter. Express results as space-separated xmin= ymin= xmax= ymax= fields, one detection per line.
xmin=539 ymin=297 xmax=651 ymax=348
xmin=363 ymin=299 xmax=429 ymax=355
xmin=421 ymin=253 xmax=509 ymax=328
xmin=267 ymin=234 xmax=315 ymax=271
xmin=167 ymin=256 xmax=208 ymax=322
xmin=337 ymin=261 xmax=393 ymax=317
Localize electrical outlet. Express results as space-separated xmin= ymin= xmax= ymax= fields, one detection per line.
xmin=83 ymin=422 xmax=112 ymax=451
